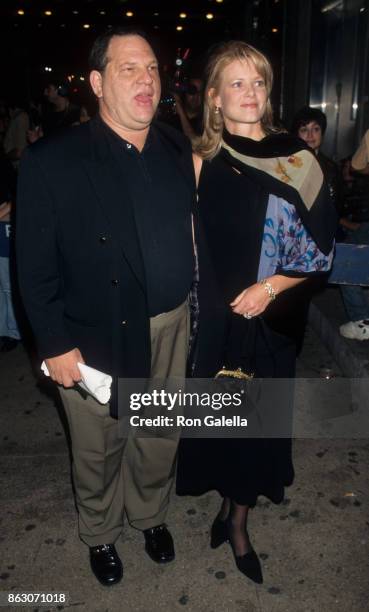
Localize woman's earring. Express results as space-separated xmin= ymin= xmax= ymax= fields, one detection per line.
xmin=214 ymin=106 xmax=220 ymax=114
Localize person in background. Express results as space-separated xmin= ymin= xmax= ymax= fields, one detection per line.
xmin=351 ymin=129 xmax=369 ymax=175
xmin=3 ymin=96 xmax=30 ymax=169
xmin=0 ymin=98 xmax=9 ymax=149
xmin=338 ymin=129 xmax=369 ymax=340
xmin=78 ymin=94 xmax=98 ymax=124
xmin=339 ymin=156 xmax=369 ymax=232
xmin=1 ymin=96 xmax=29 ymax=351
xmin=291 ymin=106 xmax=344 ymax=219
xmin=79 ymin=105 xmax=92 ymax=123
xmin=0 ymin=154 xmax=19 ymax=351
xmin=28 ymin=79 xmax=80 ymax=143
xmin=173 ymin=77 xmax=204 ymax=140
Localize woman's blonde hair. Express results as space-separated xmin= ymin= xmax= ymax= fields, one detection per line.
xmin=195 ymin=40 xmax=278 ymax=160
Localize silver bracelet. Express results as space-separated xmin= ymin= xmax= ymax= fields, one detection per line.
xmin=260 ymin=279 xmax=276 ymax=301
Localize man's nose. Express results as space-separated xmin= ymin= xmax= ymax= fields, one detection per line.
xmin=138 ymin=68 xmax=154 ymax=84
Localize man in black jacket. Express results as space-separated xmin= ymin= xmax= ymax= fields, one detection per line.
xmin=16 ymin=28 xmax=195 ymax=586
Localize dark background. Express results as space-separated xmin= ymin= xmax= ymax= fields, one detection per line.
xmin=1 ymin=0 xmax=368 ymax=158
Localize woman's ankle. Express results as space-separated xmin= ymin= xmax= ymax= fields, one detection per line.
xmin=217 ymin=497 xmax=230 ymax=520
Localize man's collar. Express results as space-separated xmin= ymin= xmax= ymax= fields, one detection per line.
xmin=96 ymin=114 xmax=155 ymax=153
xmin=88 ymin=115 xmax=187 ymax=162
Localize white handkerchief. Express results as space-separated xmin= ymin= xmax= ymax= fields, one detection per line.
xmin=41 ymin=361 xmax=112 ymax=404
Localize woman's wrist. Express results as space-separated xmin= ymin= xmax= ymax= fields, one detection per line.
xmin=259 ymin=278 xmax=276 ymax=301
xmin=262 ymin=274 xmax=307 ymax=295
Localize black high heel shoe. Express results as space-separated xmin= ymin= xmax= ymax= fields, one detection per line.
xmin=210 ymin=515 xmax=229 ymax=549
xmin=226 ymin=521 xmax=263 ymax=584
xmin=232 ymin=546 xmax=263 ymax=584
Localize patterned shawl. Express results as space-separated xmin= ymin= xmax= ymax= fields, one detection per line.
xmin=221 ymin=129 xmax=337 ymax=255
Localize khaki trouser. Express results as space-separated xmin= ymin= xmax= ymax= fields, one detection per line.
xmin=60 ymin=300 xmax=189 ymax=546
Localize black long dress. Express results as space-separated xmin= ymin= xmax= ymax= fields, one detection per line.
xmin=176 ymin=151 xmax=305 ymax=507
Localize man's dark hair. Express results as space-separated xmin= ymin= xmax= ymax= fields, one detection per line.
xmin=89 ymin=26 xmax=147 ymax=72
xmin=291 ymin=106 xmax=327 ymax=135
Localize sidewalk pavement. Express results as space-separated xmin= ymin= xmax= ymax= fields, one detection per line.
xmin=1 ymin=292 xmax=369 ymax=612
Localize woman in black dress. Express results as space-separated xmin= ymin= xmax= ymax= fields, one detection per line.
xmin=177 ymin=41 xmax=336 ymax=583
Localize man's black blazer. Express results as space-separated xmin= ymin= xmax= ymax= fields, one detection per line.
xmin=16 ymin=115 xmax=196 ymax=417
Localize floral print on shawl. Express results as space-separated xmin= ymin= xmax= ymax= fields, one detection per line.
xmin=257 ymin=194 xmax=334 ymax=280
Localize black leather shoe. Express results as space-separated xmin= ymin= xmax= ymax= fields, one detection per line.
xmin=210 ymin=515 xmax=229 ymax=549
xmin=143 ymin=524 xmax=175 ymax=563
xmin=89 ymin=544 xmax=123 ymax=586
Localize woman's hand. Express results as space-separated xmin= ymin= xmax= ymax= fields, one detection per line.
xmin=230 ymin=275 xmax=307 ymax=318
xmin=230 ymin=282 xmax=272 ymax=318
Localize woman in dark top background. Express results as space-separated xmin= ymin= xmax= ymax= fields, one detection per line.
xmin=291 ymin=106 xmax=344 ymax=219
xmin=177 ymin=41 xmax=336 ymax=584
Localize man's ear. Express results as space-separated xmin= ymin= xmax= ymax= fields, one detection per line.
xmin=90 ymin=70 xmax=103 ymax=98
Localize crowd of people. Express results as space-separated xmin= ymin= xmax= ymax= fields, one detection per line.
xmin=1 ymin=26 xmax=369 ymax=590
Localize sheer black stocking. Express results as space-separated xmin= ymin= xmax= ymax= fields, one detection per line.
xmin=217 ymin=496 xmax=231 ymax=521
xmin=227 ymin=500 xmax=251 ymax=557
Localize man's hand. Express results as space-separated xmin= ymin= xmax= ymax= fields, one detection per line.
xmin=45 ymin=348 xmax=84 ymax=388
